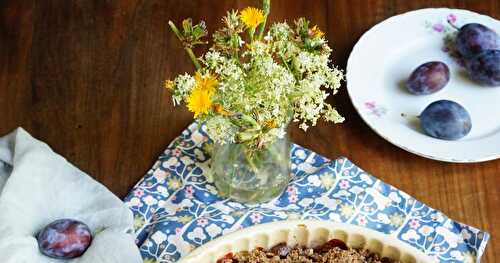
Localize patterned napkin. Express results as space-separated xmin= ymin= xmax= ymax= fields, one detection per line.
xmin=124 ymin=122 xmax=489 ymax=263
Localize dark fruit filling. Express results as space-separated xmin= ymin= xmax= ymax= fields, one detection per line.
xmin=217 ymin=239 xmax=401 ymax=263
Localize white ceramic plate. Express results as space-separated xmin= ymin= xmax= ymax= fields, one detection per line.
xmin=347 ymin=8 xmax=500 ymax=163
xmin=178 ymin=220 xmax=434 ymax=263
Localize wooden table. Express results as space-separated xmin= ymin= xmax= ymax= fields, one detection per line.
xmin=1 ymin=0 xmax=498 ymax=261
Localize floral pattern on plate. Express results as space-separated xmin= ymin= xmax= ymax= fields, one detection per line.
xmin=124 ymin=122 xmax=489 ymax=263
xmin=365 ymin=101 xmax=387 ymax=117
xmin=425 ymin=13 xmax=468 ymax=66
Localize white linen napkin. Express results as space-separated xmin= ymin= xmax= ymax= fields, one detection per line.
xmin=0 ymin=128 xmax=142 ymax=263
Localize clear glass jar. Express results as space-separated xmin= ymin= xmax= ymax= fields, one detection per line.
xmin=211 ymin=137 xmax=291 ymax=203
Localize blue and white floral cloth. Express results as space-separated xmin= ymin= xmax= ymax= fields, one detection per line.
xmin=124 ymin=122 xmax=489 ymax=263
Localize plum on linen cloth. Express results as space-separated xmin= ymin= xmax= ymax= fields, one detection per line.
xmin=0 ymin=128 xmax=142 ymax=263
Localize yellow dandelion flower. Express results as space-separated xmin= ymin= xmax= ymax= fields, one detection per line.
xmin=240 ymin=7 xmax=265 ymax=29
xmin=164 ymin=79 xmax=174 ymax=90
xmin=194 ymin=72 xmax=218 ymax=95
xmin=187 ymin=88 xmax=213 ymax=118
xmin=311 ymin=25 xmax=324 ymax=38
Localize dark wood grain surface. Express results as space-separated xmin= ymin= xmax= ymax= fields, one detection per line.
xmin=1 ymin=0 xmax=498 ymax=261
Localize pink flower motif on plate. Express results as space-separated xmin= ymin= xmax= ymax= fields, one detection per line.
xmin=447 ymin=13 xmax=457 ymax=24
xmin=249 ymin=212 xmax=263 ymax=224
xmin=425 ymin=13 xmax=467 ymax=67
xmin=364 ymin=101 xmax=387 ymax=117
xmin=432 ymin=23 xmax=445 ymax=33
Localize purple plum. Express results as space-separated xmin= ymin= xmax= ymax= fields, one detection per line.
xmin=406 ymin=61 xmax=450 ymax=95
xmin=37 ymin=219 xmax=92 ymax=259
xmin=420 ymin=100 xmax=471 ymax=140
xmin=456 ymin=23 xmax=498 ymax=58
xmin=465 ymin=49 xmax=500 ymax=86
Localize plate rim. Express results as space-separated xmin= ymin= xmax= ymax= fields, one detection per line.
xmin=346 ymin=7 xmax=500 ymax=163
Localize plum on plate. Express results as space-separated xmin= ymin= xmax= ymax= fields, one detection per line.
xmin=37 ymin=219 xmax=92 ymax=259
xmin=406 ymin=61 xmax=450 ymax=95
xmin=465 ymin=49 xmax=500 ymax=86
xmin=420 ymin=100 xmax=471 ymax=140
xmin=455 ymin=23 xmax=499 ymax=58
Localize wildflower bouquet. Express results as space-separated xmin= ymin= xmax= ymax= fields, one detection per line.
xmin=166 ymin=0 xmax=344 ymax=153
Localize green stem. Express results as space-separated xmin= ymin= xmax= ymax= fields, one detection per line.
xmin=448 ymin=19 xmax=460 ymax=31
xmin=280 ymin=54 xmax=292 ymax=73
xmin=267 ymin=144 xmax=285 ymax=163
xmin=241 ymin=114 xmax=259 ymax=127
xmin=168 ymin=20 xmax=201 ymax=70
xmin=249 ymin=27 xmax=255 ymax=43
xmin=245 ymin=151 xmax=260 ymax=174
xmin=257 ymin=0 xmax=271 ymax=39
xmin=168 ymin=20 xmax=183 ymax=40
xmin=280 ymin=54 xmax=300 ymax=83
xmin=185 ymin=47 xmax=201 ymax=70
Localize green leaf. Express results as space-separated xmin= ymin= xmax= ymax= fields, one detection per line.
xmin=236 ymin=130 xmax=260 ymax=142
xmin=192 ymin=23 xmax=208 ymax=39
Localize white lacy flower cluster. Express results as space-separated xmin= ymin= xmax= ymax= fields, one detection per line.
xmin=170 ymin=73 xmax=195 ymax=106
xmin=268 ymin=22 xmax=344 ymax=131
xmin=205 ymin=116 xmax=238 ymax=144
xmin=169 ymin=14 xmax=344 ymax=150
xmin=202 ymin=47 xmax=293 ymax=146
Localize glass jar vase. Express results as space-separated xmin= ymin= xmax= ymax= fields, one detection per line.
xmin=211 ymin=137 xmax=291 ymax=203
